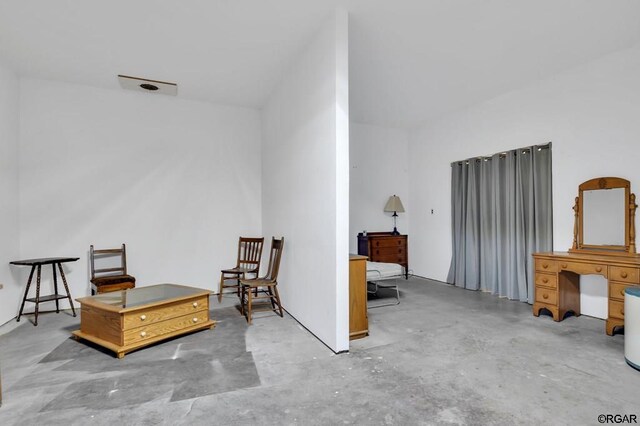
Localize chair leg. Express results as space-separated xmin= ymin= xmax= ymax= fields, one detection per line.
xmin=218 ymin=273 xmax=225 ymax=303
xmin=273 ymin=285 xmax=283 ymax=317
xmin=246 ymin=287 xmax=253 ymax=324
xmin=240 ymin=285 xmax=245 ymax=315
xmin=267 ymin=286 xmax=276 ymax=310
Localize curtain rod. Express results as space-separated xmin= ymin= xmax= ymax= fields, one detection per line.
xmin=451 ymin=142 xmax=552 ymax=167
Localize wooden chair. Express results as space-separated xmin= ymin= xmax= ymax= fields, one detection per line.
xmin=90 ymin=244 xmax=136 ymax=294
xmin=240 ymin=237 xmax=284 ymax=324
xmin=219 ymin=237 xmax=264 ymax=302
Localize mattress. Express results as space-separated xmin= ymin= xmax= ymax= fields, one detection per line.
xmin=366 ymin=261 xmax=403 ymax=280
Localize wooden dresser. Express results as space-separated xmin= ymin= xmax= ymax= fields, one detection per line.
xmin=357 ymin=232 xmax=408 ymax=279
xmin=533 ymin=251 xmax=640 ymax=335
xmin=349 ymin=255 xmax=368 ymax=340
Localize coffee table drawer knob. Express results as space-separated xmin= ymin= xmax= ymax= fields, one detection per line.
xmin=140 ymin=315 xmax=147 ymax=321
xmin=140 ymin=331 xmax=147 ymax=337
xmin=192 ymin=302 xmax=198 ymax=308
xmin=193 ymin=317 xmax=198 ymax=323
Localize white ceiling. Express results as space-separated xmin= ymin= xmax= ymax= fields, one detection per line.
xmin=1 ymin=1 xmax=639 ymax=129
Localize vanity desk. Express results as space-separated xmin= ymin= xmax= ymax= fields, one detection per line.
xmin=533 ymin=251 xmax=640 ymax=335
xmin=533 ymin=177 xmax=638 ymax=335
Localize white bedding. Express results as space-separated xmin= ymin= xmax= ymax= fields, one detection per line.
xmin=366 ymin=261 xmax=404 ymax=281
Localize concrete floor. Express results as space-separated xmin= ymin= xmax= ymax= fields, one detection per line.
xmin=0 ymin=278 xmax=637 ymax=425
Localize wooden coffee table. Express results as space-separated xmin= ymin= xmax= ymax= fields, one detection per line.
xmin=73 ymin=284 xmax=215 ymax=358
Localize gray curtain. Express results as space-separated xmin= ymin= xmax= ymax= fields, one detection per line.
xmin=447 ymin=144 xmax=552 ymax=303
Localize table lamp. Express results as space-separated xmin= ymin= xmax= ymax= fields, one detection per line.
xmin=384 ymin=195 xmax=405 ymax=235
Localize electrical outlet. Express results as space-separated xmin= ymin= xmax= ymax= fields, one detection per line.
xmin=431 ymin=209 xmax=434 ymax=214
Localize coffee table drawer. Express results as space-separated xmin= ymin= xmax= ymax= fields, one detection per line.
xmin=124 ymin=310 xmax=210 ymax=345
xmin=123 ymin=295 xmax=208 ymax=330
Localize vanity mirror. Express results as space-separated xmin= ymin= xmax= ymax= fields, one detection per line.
xmin=570 ymin=177 xmax=637 ymax=255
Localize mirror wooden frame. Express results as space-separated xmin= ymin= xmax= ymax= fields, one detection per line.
xmin=570 ymin=177 xmax=637 ymax=255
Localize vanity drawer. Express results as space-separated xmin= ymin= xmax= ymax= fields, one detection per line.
xmin=609 ymin=267 xmax=640 ymax=284
xmin=123 ymin=296 xmax=208 ymax=330
xmin=609 ymin=282 xmax=640 ymax=302
xmin=124 ymin=310 xmax=210 ymax=345
xmin=535 ymin=287 xmax=557 ymax=305
xmin=609 ymin=300 xmax=626 ymax=320
xmin=535 ymin=273 xmax=557 ymax=289
xmin=535 ymin=259 xmax=557 ymax=273
xmin=558 ymin=261 xmax=607 ymax=277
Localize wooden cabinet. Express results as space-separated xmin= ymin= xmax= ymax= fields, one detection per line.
xmin=532 ymin=252 xmax=640 ymax=335
xmin=357 ymin=232 xmax=408 ymax=278
xmin=349 ymin=255 xmax=368 ymax=340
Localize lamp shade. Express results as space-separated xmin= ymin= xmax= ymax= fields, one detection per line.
xmin=384 ymin=195 xmax=405 ymax=213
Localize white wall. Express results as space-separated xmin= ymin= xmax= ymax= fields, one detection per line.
xmin=18 ymin=79 xmax=262 ymax=310
xmin=0 ymin=63 xmax=21 ymax=325
xmin=409 ymin=45 xmax=640 ymax=318
xmin=262 ymin=11 xmax=350 ymax=352
xmin=349 ymin=123 xmax=409 ymax=253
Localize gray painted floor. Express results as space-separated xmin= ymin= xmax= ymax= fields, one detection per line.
xmin=0 ymin=278 xmax=637 ymax=425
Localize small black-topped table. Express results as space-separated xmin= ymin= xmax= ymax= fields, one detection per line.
xmin=10 ymin=257 xmax=79 ymax=326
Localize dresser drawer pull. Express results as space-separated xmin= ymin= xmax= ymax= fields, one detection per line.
xmin=620 ymin=309 xmax=624 ymax=316
xmin=621 ymin=271 xmax=628 ymax=279
xmin=140 ymin=314 xmax=147 ymax=321
xmin=193 ymin=317 xmax=199 ymax=323
xmin=542 ymin=263 xmax=549 ymax=269
xmin=542 ymin=293 xmax=549 ymax=300
xmin=140 ymin=331 xmax=147 ymax=337
xmin=621 ymin=289 xmax=626 ymax=296
xmin=542 ymin=277 xmax=549 ymax=284
xmin=595 ymin=266 xmax=602 ymax=272
xmin=193 ymin=302 xmax=198 ymax=308
xmin=561 ymin=263 xmax=567 ymax=269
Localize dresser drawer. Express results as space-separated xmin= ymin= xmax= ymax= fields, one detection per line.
xmin=558 ymin=261 xmax=607 ymax=277
xmin=124 ymin=310 xmax=210 ymax=345
xmin=609 ymin=267 xmax=640 ymax=284
xmin=535 ymin=259 xmax=557 ymax=273
xmin=372 ymin=247 xmax=405 ymax=258
xmin=535 ymin=273 xmax=557 ymax=290
xmin=609 ymin=282 xmax=640 ymax=302
xmin=123 ymin=296 xmax=208 ymax=330
xmin=609 ymin=300 xmax=626 ymax=320
xmin=535 ymin=287 xmax=557 ymax=305
xmin=370 ymin=238 xmax=405 ymax=248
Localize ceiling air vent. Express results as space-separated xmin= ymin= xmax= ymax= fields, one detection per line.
xmin=118 ymin=75 xmax=177 ymax=96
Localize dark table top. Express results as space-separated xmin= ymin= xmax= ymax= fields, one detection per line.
xmin=10 ymin=257 xmax=80 ymax=266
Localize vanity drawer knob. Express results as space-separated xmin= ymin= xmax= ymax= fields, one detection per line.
xmin=595 ymin=266 xmax=602 ymax=272
xmin=193 ymin=317 xmax=199 ymax=323
xmin=561 ymin=264 xmax=567 ymax=269
xmin=542 ymin=277 xmax=549 ymax=284
xmin=542 ymin=263 xmax=549 ymax=269
xmin=192 ymin=302 xmax=198 ymax=308
xmin=621 ymin=289 xmax=626 ymax=296
xmin=542 ymin=293 xmax=549 ymax=300
xmin=140 ymin=331 xmax=147 ymax=337
xmin=140 ymin=314 xmax=146 ymax=321
xmin=621 ymin=271 xmax=628 ymax=278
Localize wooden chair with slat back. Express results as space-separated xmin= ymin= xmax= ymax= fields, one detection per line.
xmin=90 ymin=244 xmax=136 ymax=294
xmin=239 ymin=237 xmax=284 ymax=324
xmin=219 ymin=237 xmax=264 ymax=302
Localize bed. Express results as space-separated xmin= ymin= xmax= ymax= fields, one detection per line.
xmin=366 ymin=261 xmax=404 ymax=307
